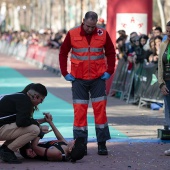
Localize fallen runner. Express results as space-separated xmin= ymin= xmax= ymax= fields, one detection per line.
xmin=19 ymin=113 xmax=86 ymax=162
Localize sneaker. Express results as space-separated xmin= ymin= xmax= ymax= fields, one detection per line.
xmin=164 ymin=149 xmax=170 ymax=156
xmin=0 ymin=147 xmax=22 ymax=164
xmin=98 ymin=144 xmax=108 ymax=155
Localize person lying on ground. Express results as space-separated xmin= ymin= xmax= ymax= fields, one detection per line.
xmin=19 ymin=113 xmax=86 ymax=162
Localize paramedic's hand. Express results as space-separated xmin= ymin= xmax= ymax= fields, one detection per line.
xmin=101 ymin=72 xmax=111 ymax=80
xmin=64 ymin=74 xmax=75 ymax=81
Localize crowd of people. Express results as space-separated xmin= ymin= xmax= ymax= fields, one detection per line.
xmin=116 ymin=22 xmax=170 ymax=156
xmin=113 ymin=25 xmax=167 ymax=105
xmin=115 ymin=25 xmax=166 ymax=69
xmin=0 ymin=28 xmax=67 ymax=50
xmin=0 ymin=17 xmax=166 ymax=62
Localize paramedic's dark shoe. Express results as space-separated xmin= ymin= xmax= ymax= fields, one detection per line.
xmin=98 ymin=144 xmax=108 ymax=155
xmin=0 ymin=147 xmax=22 ymax=164
xmin=84 ymin=145 xmax=87 ymax=155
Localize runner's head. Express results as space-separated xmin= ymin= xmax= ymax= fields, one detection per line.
xmin=69 ymin=137 xmax=86 ymax=162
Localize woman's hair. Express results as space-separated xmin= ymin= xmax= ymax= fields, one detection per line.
xmin=30 ymin=83 xmax=47 ymax=96
xmin=19 ymin=142 xmax=33 ymax=159
xmin=118 ymin=29 xmax=126 ymax=36
xmin=154 ymin=35 xmax=163 ymax=42
xmin=149 ymin=38 xmax=156 ymax=54
xmin=21 ymin=83 xmax=35 ymax=94
xmin=166 ymin=21 xmax=170 ymax=26
xmin=69 ymin=137 xmax=86 ymax=162
xmin=116 ymin=35 xmax=126 ymax=43
xmin=139 ymin=34 xmax=148 ymax=41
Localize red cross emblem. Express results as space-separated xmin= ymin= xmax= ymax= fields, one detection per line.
xmin=138 ymin=23 xmax=143 ymax=28
xmin=97 ymin=29 xmax=103 ymax=35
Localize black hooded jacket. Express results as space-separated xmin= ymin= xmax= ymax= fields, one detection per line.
xmin=0 ymin=92 xmax=39 ymax=127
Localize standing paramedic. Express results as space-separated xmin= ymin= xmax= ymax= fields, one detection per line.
xmin=0 ymin=83 xmax=48 ymax=163
xmin=59 ymin=11 xmax=115 ymax=155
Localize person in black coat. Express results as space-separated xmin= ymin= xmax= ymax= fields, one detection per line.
xmin=0 ymin=83 xmax=48 ymax=164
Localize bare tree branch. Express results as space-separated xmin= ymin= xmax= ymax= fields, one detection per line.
xmin=157 ymin=0 xmax=166 ymax=32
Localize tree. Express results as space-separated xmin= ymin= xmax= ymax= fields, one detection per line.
xmin=157 ymin=0 xmax=166 ymax=32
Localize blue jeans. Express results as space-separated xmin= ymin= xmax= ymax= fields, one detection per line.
xmin=164 ymin=80 xmax=170 ymax=126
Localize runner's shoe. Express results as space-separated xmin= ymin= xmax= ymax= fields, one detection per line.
xmin=164 ymin=149 xmax=170 ymax=156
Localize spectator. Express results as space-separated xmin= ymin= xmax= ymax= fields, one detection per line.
xmin=153 ymin=26 xmax=162 ymax=37
xmin=97 ymin=18 xmax=106 ymax=28
xmin=116 ymin=36 xmax=127 ymax=60
xmin=157 ymin=21 xmax=170 ymax=156
xmin=130 ymin=35 xmax=146 ymax=64
xmin=139 ymin=34 xmax=149 ymax=47
xmin=155 ymin=35 xmax=163 ymax=56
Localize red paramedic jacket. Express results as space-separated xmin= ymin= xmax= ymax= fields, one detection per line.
xmin=59 ymin=24 xmax=116 ymax=80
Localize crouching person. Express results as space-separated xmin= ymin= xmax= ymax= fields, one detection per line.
xmin=0 ymin=83 xmax=48 ymax=164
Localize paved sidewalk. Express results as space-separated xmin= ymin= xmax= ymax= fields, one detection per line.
xmin=0 ymin=55 xmax=170 ymax=170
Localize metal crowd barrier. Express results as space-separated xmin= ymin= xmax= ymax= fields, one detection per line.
xmin=109 ymin=58 xmax=163 ymax=107
xmin=137 ymin=63 xmax=163 ymax=108
xmin=109 ymin=58 xmax=129 ymax=99
xmin=43 ymin=48 xmax=61 ymax=76
xmin=0 ymin=40 xmax=63 ymax=77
